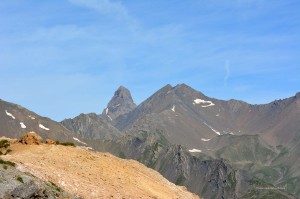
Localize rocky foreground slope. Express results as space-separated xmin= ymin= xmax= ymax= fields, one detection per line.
xmin=1 ymin=135 xmax=199 ymax=199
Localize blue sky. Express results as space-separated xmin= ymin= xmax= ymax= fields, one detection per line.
xmin=0 ymin=0 xmax=299 ymax=121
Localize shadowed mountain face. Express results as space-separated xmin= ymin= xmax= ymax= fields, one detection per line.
xmin=69 ymin=130 xmax=295 ymax=199
xmin=102 ymin=86 xmax=137 ymax=121
xmin=61 ymin=113 xmax=121 ymax=140
xmin=113 ymin=84 xmax=300 ymax=148
xmin=61 ymin=84 xmax=299 ymax=198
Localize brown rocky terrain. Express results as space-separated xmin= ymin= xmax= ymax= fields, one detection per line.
xmin=2 ymin=140 xmax=199 ymax=199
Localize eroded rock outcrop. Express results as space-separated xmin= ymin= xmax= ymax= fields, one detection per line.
xmin=19 ymin=132 xmax=43 ymax=145
xmin=45 ymin=139 xmax=56 ymax=145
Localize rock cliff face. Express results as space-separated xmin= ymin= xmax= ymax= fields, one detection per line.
xmin=0 ymin=136 xmax=76 ymax=198
xmin=0 ymin=166 xmax=77 ymax=199
xmin=83 ymin=131 xmax=294 ymax=199
xmin=61 ymin=113 xmax=121 ymax=140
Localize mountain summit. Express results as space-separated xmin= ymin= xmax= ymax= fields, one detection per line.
xmin=102 ymin=86 xmax=137 ymax=120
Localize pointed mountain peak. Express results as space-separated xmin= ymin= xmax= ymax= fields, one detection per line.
xmin=102 ymin=86 xmax=137 ymax=120
xmin=174 ymin=83 xmax=199 ymax=93
xmin=115 ymin=85 xmax=130 ymax=95
xmin=172 ymin=83 xmax=207 ymax=98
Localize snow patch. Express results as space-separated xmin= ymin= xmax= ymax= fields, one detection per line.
xmin=223 ymin=131 xmax=234 ymax=135
xmin=112 ymin=104 xmax=120 ymax=108
xmin=203 ymin=122 xmax=220 ymax=135
xmin=108 ymin=115 xmax=112 ymax=121
xmin=105 ymin=108 xmax=108 ymax=115
xmin=194 ymin=98 xmax=215 ymax=107
xmin=201 ymin=138 xmax=211 ymax=141
xmin=29 ymin=115 xmax=35 ymax=120
xmin=39 ymin=124 xmax=50 ymax=131
xmin=189 ymin=149 xmax=202 ymax=153
xmin=20 ymin=122 xmax=26 ymax=129
xmin=73 ymin=137 xmax=87 ymax=145
xmin=171 ymin=105 xmax=175 ymax=112
xmin=216 ymin=114 xmax=220 ymax=117
xmin=5 ymin=110 xmax=15 ymax=119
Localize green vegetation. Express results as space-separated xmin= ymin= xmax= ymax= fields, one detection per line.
xmin=242 ymin=189 xmax=289 ymax=199
xmin=194 ymin=153 xmax=213 ymax=161
xmin=253 ymin=167 xmax=280 ymax=182
xmin=118 ymin=152 xmax=126 ymax=159
xmin=4 ymin=149 xmax=12 ymax=155
xmin=0 ymin=158 xmax=15 ymax=166
xmin=0 ymin=140 xmax=10 ymax=148
xmin=278 ymin=177 xmax=300 ymax=197
xmin=226 ymin=172 xmax=237 ymax=192
xmin=16 ymin=176 xmax=24 ymax=183
xmin=175 ymin=174 xmax=186 ymax=185
xmin=49 ymin=181 xmax=62 ymax=192
xmin=153 ymin=142 xmax=161 ymax=152
xmin=249 ymin=178 xmax=268 ymax=187
xmin=57 ymin=142 xmax=75 ymax=147
xmin=215 ymin=136 xmax=277 ymax=181
xmin=273 ymin=145 xmax=289 ymax=162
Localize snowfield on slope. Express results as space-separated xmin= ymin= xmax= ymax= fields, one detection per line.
xmin=73 ymin=137 xmax=87 ymax=145
xmin=20 ymin=122 xmax=26 ymax=129
xmin=39 ymin=124 xmax=50 ymax=131
xmin=5 ymin=110 xmax=15 ymax=119
xmin=193 ymin=99 xmax=215 ymax=107
xmin=189 ymin=149 xmax=202 ymax=153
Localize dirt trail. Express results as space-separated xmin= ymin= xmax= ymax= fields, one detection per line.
xmin=3 ymin=143 xmax=199 ymax=199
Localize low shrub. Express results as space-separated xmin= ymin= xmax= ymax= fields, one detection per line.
xmin=4 ymin=149 xmax=12 ymax=155
xmin=17 ymin=176 xmax=24 ymax=183
xmin=49 ymin=181 xmax=62 ymax=192
xmin=0 ymin=140 xmax=10 ymax=148
xmin=0 ymin=158 xmax=15 ymax=167
xmin=59 ymin=142 xmax=75 ymax=147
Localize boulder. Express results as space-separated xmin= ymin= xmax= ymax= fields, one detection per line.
xmin=19 ymin=132 xmax=43 ymax=145
xmin=45 ymin=139 xmax=56 ymax=145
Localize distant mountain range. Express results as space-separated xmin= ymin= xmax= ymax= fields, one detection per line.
xmin=1 ymin=84 xmax=299 ymax=198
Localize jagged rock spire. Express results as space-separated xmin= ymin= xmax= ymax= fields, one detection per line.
xmin=102 ymin=86 xmax=137 ymax=120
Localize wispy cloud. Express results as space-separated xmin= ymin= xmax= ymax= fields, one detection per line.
xmin=224 ymin=60 xmax=230 ymax=86
xmin=69 ymin=0 xmax=127 ymax=15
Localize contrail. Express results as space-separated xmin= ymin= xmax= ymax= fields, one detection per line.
xmin=224 ymin=60 xmax=230 ymax=86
